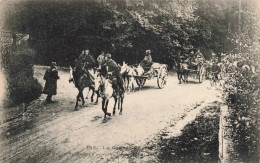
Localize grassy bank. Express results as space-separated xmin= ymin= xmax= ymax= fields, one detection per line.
xmin=158 ymin=104 xmax=220 ymax=163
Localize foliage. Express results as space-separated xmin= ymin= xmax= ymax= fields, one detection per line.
xmin=223 ymin=59 xmax=259 ymax=162
xmin=217 ymin=0 xmax=260 ymax=161
xmin=2 ymin=0 xmax=259 ymax=67
xmin=158 ymin=105 xmax=220 ymax=162
xmin=1 ymin=46 xmax=42 ymax=106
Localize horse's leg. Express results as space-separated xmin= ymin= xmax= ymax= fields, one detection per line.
xmin=127 ymin=76 xmax=130 ymax=92
xmin=119 ymin=94 xmax=123 ymax=115
xmin=178 ymin=72 xmax=182 ymax=84
xmin=113 ymin=97 xmax=117 ymax=115
xmin=75 ymin=91 xmax=80 ymax=110
xmin=105 ymin=100 xmax=111 ymax=117
xmin=102 ymin=99 xmax=106 ymax=119
xmin=90 ymin=87 xmax=95 ymax=102
xmin=185 ymin=71 xmax=188 ymax=83
xmin=131 ymin=78 xmax=135 ymax=92
xmin=94 ymin=91 xmax=99 ymax=105
xmin=85 ymin=87 xmax=89 ymax=99
xmin=123 ymin=77 xmax=126 ymax=91
xmin=128 ymin=77 xmax=132 ymax=92
xmin=80 ymin=90 xmax=85 ymax=105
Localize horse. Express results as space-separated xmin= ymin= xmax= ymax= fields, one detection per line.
xmin=120 ymin=62 xmax=143 ymax=92
xmin=173 ymin=59 xmax=189 ymax=84
xmin=69 ymin=64 xmax=99 ymax=110
xmin=209 ymin=64 xmax=221 ymax=86
xmin=94 ymin=73 xmax=124 ymax=119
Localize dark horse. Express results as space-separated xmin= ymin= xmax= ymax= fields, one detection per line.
xmin=174 ymin=59 xmax=189 ymax=84
xmin=70 ymin=62 xmax=99 ymax=110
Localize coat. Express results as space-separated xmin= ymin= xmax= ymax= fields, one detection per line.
xmin=43 ymin=68 xmax=59 ymax=95
xmin=140 ymin=54 xmax=153 ymax=72
xmin=78 ymin=54 xmax=97 ymax=69
xmin=104 ymin=58 xmax=122 ymax=83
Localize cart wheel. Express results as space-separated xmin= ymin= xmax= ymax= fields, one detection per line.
xmin=157 ymin=67 xmax=168 ymax=88
xmin=199 ymin=66 xmax=206 ymax=83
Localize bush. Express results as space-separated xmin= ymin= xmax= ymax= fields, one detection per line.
xmin=1 ymin=46 xmax=42 ymax=106
xmin=223 ymin=54 xmax=259 ymax=162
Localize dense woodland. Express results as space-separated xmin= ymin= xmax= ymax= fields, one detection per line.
xmin=2 ymin=0 xmax=259 ymax=67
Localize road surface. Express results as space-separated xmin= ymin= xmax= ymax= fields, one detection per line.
xmin=0 ymin=66 xmax=221 ymax=162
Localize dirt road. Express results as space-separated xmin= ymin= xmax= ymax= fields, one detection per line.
xmin=0 ymin=66 xmax=221 ymax=162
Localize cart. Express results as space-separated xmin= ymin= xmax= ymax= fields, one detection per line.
xmin=187 ymin=63 xmax=206 ymax=83
xmin=134 ymin=63 xmax=168 ymax=89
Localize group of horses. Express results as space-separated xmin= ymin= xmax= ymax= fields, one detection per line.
xmin=174 ymin=54 xmax=257 ymax=85
xmin=69 ymin=62 xmax=145 ymax=119
xmin=68 ymin=53 xmax=257 ymax=120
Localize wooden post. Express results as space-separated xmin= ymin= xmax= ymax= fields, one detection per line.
xmin=219 ymin=105 xmax=234 ymax=163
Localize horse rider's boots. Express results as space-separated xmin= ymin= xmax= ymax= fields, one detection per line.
xmin=119 ymin=83 xmax=125 ymax=93
xmin=112 ymin=84 xmax=120 ymax=99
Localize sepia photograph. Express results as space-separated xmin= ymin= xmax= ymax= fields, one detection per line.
xmin=0 ymin=0 xmax=259 ymax=162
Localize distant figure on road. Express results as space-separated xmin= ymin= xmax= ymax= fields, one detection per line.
xmin=43 ymin=62 xmax=60 ymax=103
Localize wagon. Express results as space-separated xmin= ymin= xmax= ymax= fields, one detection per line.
xmin=186 ymin=62 xmax=206 ymax=83
xmin=134 ymin=63 xmax=168 ymax=89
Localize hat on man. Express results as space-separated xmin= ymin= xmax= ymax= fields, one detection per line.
xmin=145 ymin=49 xmax=151 ymax=56
xmin=105 ymin=53 xmax=111 ymax=58
xmin=51 ymin=62 xmax=57 ymax=67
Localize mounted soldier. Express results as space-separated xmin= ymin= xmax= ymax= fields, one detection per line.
xmin=73 ymin=49 xmax=97 ymax=88
xmin=140 ymin=49 xmax=153 ymax=75
xmin=79 ymin=49 xmax=97 ymax=70
xmin=104 ymin=53 xmax=125 ymax=98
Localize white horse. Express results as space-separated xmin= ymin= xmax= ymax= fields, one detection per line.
xmin=120 ymin=62 xmax=144 ymax=92
xmin=94 ymin=74 xmax=124 ymax=119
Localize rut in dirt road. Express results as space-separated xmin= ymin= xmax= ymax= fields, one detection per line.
xmin=0 ymin=66 xmax=220 ymax=163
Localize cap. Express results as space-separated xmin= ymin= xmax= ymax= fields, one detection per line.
xmin=51 ymin=62 xmax=57 ymax=67
xmin=146 ymin=49 xmax=151 ymax=54
xmin=105 ymin=53 xmax=111 ymax=58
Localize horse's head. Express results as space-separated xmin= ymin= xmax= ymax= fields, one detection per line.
xmin=120 ymin=62 xmax=129 ymax=75
xmin=94 ymin=74 xmax=102 ymax=92
xmin=69 ymin=66 xmax=75 ymax=83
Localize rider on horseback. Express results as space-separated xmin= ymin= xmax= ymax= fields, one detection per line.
xmin=73 ymin=49 xmax=97 ymax=88
xmin=104 ymin=53 xmax=125 ymax=98
xmin=79 ymin=49 xmax=97 ymax=69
